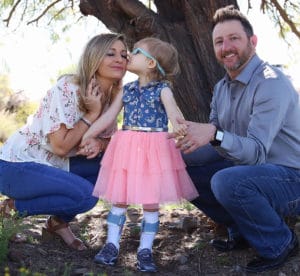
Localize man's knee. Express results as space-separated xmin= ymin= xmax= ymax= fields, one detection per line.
xmin=211 ymin=168 xmax=238 ymax=205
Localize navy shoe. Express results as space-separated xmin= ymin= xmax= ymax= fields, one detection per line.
xmin=242 ymin=231 xmax=299 ymax=273
xmin=210 ymin=236 xmax=250 ymax=252
xmin=137 ymin=248 xmax=157 ymax=273
xmin=94 ymin=242 xmax=119 ymax=266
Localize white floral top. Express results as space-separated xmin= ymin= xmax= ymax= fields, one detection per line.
xmin=0 ymin=75 xmax=116 ymax=171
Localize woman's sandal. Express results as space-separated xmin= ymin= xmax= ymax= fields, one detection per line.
xmin=0 ymin=198 xmax=16 ymax=218
xmin=42 ymin=216 xmax=87 ymax=251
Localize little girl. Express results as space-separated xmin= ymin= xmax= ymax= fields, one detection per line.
xmin=81 ymin=37 xmax=199 ymax=272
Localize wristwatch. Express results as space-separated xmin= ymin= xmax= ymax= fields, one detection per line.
xmin=210 ymin=128 xmax=224 ymax=146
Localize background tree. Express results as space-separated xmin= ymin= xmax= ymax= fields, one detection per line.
xmin=1 ymin=0 xmax=299 ymax=122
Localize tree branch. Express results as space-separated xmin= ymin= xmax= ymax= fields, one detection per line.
xmin=27 ymin=0 xmax=62 ymax=25
xmin=3 ymin=0 xmax=22 ymax=27
xmin=270 ymin=0 xmax=300 ymax=38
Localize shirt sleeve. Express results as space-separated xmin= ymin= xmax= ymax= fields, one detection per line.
xmin=34 ymin=75 xmax=80 ymax=145
xmin=214 ymin=78 xmax=294 ymax=165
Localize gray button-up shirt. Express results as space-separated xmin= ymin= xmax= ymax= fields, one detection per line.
xmin=210 ymin=54 xmax=300 ymax=168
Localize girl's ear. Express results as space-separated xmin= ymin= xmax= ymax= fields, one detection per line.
xmin=148 ymin=59 xmax=157 ymax=69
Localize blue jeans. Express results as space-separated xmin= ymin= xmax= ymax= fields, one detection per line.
xmin=184 ymin=144 xmax=300 ymax=259
xmin=0 ymin=154 xmax=102 ymax=222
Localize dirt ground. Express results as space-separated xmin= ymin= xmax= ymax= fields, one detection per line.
xmin=2 ymin=203 xmax=300 ymax=276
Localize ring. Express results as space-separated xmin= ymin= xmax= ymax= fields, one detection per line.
xmin=184 ymin=142 xmax=191 ymax=148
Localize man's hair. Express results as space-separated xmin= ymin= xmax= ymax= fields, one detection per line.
xmin=212 ymin=5 xmax=254 ymax=37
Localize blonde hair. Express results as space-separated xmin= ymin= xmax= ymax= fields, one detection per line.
xmin=73 ymin=33 xmax=126 ymax=112
xmin=136 ymin=37 xmax=180 ymax=84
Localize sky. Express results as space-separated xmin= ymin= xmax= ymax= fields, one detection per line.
xmin=1 ymin=1 xmax=299 ymax=100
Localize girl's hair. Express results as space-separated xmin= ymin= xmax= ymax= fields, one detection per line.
xmin=212 ymin=5 xmax=254 ymax=37
xmin=136 ymin=37 xmax=180 ymax=84
xmin=73 ymin=33 xmax=126 ymax=112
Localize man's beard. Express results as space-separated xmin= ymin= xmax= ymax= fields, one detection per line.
xmin=223 ymin=41 xmax=253 ymax=72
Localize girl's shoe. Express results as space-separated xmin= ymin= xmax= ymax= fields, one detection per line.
xmin=94 ymin=242 xmax=119 ymax=266
xmin=42 ymin=215 xmax=87 ymax=251
xmin=0 ymin=198 xmax=16 ymax=218
xmin=137 ymin=248 xmax=157 ymax=272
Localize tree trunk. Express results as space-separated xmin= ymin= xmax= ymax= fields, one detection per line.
xmin=79 ymin=0 xmax=239 ymax=122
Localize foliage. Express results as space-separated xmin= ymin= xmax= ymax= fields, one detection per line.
xmin=0 ymin=111 xmax=19 ymax=145
xmin=0 ymin=214 xmax=25 ymax=265
xmin=258 ymin=0 xmax=300 ymax=41
xmin=0 ymin=75 xmax=13 ymax=112
xmin=0 ymin=1 xmax=299 ymax=40
xmin=15 ymin=102 xmax=38 ymax=125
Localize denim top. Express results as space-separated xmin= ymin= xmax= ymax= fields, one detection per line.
xmin=210 ymin=54 xmax=300 ymax=168
xmin=122 ymin=80 xmax=169 ymax=130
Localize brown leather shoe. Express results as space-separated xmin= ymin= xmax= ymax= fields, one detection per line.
xmin=43 ymin=216 xmax=87 ymax=251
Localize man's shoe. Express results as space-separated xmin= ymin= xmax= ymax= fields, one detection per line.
xmin=94 ymin=242 xmax=119 ymax=266
xmin=210 ymin=236 xmax=250 ymax=252
xmin=243 ymin=231 xmax=299 ymax=273
xmin=137 ymin=248 xmax=157 ymax=272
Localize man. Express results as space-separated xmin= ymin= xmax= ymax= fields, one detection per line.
xmin=176 ymin=5 xmax=300 ymax=273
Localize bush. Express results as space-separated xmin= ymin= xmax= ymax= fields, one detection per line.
xmin=0 ymin=111 xmax=19 ymax=144
xmin=15 ymin=102 xmax=38 ymax=125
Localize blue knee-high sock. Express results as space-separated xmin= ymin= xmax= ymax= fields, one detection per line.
xmin=138 ymin=211 xmax=159 ymax=252
xmin=106 ymin=206 xmax=126 ymax=249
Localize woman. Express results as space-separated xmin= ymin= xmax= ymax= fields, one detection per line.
xmin=0 ymin=33 xmax=128 ymax=250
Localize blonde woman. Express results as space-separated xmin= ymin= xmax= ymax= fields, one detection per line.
xmin=0 ymin=33 xmax=127 ymax=251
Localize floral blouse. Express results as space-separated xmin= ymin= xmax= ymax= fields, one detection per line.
xmin=0 ymin=75 xmax=116 ymax=171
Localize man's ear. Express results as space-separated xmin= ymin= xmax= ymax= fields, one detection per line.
xmin=148 ymin=59 xmax=157 ymax=69
xmin=250 ymin=34 xmax=257 ymax=47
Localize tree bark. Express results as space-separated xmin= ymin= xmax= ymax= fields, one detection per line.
xmin=79 ymin=0 xmax=239 ymax=122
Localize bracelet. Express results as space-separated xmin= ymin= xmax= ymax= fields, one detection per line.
xmin=80 ymin=117 xmax=92 ymax=127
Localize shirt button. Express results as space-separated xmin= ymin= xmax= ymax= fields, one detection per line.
xmin=231 ymin=120 xmax=234 ymax=124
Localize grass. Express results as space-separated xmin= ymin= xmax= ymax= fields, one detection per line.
xmin=0 ymin=215 xmax=26 ymax=265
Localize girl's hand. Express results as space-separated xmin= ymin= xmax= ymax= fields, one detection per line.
xmin=168 ymin=118 xmax=216 ymax=154
xmin=172 ymin=122 xmax=187 ymax=137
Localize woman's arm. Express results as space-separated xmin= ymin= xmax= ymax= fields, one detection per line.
xmin=48 ymin=79 xmax=103 ymax=157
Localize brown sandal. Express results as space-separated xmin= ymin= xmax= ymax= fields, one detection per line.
xmin=0 ymin=198 xmax=16 ymax=218
xmin=42 ymin=216 xmax=87 ymax=251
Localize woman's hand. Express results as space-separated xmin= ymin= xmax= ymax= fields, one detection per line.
xmin=77 ymin=137 xmax=110 ymax=159
xmin=84 ymin=78 xmax=103 ymax=119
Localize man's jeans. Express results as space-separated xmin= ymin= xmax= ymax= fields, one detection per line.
xmin=184 ymin=144 xmax=300 ymax=259
xmin=0 ymin=155 xmax=101 ymax=222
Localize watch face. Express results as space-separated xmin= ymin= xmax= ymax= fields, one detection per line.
xmin=216 ymin=130 xmax=224 ymax=141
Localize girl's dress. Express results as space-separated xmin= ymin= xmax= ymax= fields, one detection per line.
xmin=93 ymin=80 xmax=199 ymax=205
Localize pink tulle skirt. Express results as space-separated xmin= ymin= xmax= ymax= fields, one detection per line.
xmin=93 ymin=130 xmax=199 ymax=205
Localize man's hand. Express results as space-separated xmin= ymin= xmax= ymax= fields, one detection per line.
xmin=168 ymin=118 xmax=216 ymax=154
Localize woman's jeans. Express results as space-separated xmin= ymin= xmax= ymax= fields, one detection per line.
xmin=184 ymin=144 xmax=300 ymax=259
xmin=0 ymin=155 xmax=102 ymax=222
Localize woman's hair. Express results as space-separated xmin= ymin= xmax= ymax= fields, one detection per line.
xmin=212 ymin=5 xmax=254 ymax=37
xmin=136 ymin=37 xmax=180 ymax=84
xmin=74 ymin=33 xmax=126 ymax=112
